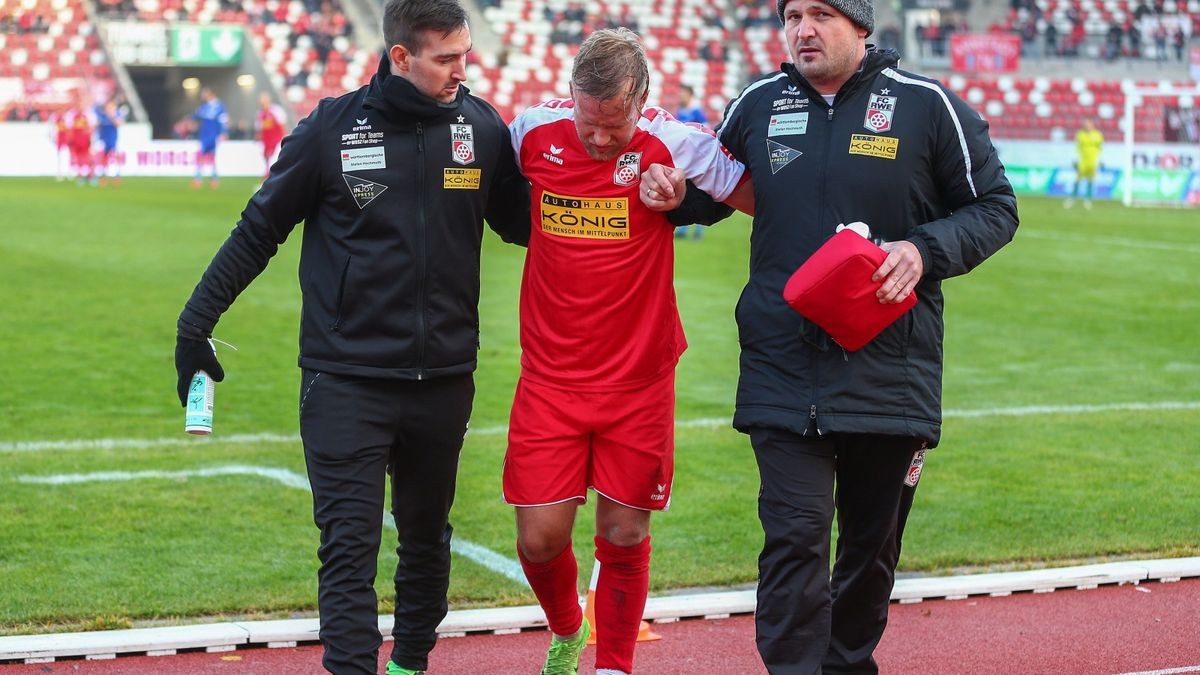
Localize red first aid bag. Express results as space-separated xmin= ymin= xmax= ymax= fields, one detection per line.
xmin=782 ymin=228 xmax=918 ymax=351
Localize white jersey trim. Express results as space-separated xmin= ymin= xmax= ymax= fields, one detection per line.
xmin=881 ymin=67 xmax=977 ymax=198
xmin=508 ymin=99 xmax=575 ymax=172
xmin=640 ymin=106 xmax=745 ymax=202
xmin=510 ymin=100 xmax=745 ymax=202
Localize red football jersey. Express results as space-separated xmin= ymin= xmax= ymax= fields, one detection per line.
xmin=257 ymin=104 xmax=286 ymax=150
xmin=510 ymin=100 xmax=744 ymax=390
xmin=65 ymin=106 xmax=93 ymax=149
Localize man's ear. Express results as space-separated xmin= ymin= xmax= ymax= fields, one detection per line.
xmin=389 ymin=43 xmax=411 ymax=73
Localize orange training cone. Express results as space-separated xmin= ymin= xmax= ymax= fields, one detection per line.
xmin=582 ymin=558 xmax=661 ymax=645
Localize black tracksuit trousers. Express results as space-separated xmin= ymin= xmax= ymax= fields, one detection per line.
xmin=749 ymin=428 xmax=923 ymax=675
xmin=299 ymin=370 xmax=474 ymax=675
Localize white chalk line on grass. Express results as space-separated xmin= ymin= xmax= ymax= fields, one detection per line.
xmin=1022 ymin=229 xmax=1200 ymax=255
xmin=16 ymin=465 xmax=530 ymax=588
xmin=4 ymin=400 xmax=1199 ymax=455
xmin=1113 ymin=662 xmax=1200 ymax=667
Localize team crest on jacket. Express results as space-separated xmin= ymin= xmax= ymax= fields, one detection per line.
xmin=450 ymin=123 xmax=475 ymax=165
xmin=864 ymin=92 xmax=897 ymax=133
xmin=904 ymin=447 xmax=927 ymax=487
xmin=613 ymin=152 xmax=641 ymax=186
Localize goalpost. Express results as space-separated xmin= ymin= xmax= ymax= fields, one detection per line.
xmin=1121 ymin=84 xmax=1200 ymax=207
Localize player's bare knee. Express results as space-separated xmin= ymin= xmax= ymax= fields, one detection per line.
xmin=517 ymin=531 xmax=572 ymax=563
xmin=596 ymin=522 xmax=650 ymax=548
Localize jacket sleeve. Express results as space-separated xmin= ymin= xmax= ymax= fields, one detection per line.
xmin=906 ymin=87 xmax=1019 ymax=281
xmin=484 ymin=116 xmax=532 ymax=247
xmin=667 ymin=180 xmax=735 ymax=227
xmin=177 ymin=104 xmax=324 ymax=338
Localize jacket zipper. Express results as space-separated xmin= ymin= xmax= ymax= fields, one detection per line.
xmin=416 ymin=122 xmax=427 ymax=380
xmin=809 ymin=103 xmax=836 ymax=436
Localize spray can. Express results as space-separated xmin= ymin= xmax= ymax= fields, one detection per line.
xmin=184 ymin=339 xmax=217 ymax=435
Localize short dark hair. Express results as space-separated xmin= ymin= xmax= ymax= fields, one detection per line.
xmin=571 ymin=28 xmax=649 ymax=105
xmin=383 ymin=0 xmax=468 ymax=55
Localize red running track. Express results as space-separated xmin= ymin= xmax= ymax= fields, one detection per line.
xmin=6 ymin=578 xmax=1199 ymax=674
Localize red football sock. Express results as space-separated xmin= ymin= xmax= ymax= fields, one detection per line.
xmin=594 ymin=535 xmax=652 ymax=674
xmin=518 ymin=542 xmax=582 ymax=637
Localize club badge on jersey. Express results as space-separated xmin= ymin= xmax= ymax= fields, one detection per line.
xmin=864 ymin=91 xmax=897 ymax=133
xmin=613 ymin=151 xmax=641 ymax=186
xmin=451 ymin=123 xmax=475 ymax=165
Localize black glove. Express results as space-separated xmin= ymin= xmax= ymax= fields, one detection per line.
xmin=175 ymin=335 xmax=225 ymax=407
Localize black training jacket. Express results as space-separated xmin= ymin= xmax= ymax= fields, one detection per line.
xmin=717 ymin=47 xmax=1018 ymax=447
xmin=179 ymin=55 xmax=530 ymax=379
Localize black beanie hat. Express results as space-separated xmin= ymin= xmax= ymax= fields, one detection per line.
xmin=777 ymin=0 xmax=875 ymax=36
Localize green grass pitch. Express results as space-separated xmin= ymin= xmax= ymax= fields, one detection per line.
xmin=0 ymin=177 xmax=1197 ymax=634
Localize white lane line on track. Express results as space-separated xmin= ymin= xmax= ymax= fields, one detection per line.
xmin=4 ymin=401 xmax=1199 ymax=454
xmin=1108 ymin=662 xmax=1200 ymax=667
xmin=16 ymin=465 xmax=530 ymax=587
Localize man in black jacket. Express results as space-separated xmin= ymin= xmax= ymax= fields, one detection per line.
xmin=173 ymin=1 xmax=530 ymax=673
xmin=717 ymin=0 xmax=1019 ymax=672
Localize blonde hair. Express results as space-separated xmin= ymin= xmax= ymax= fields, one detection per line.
xmin=571 ymin=28 xmax=649 ymax=105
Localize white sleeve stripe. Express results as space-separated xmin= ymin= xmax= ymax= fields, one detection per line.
xmin=509 ymin=103 xmax=573 ymax=172
xmin=715 ymin=72 xmax=788 ymax=137
xmin=641 ymin=110 xmax=745 ymax=201
xmin=881 ymin=68 xmax=977 ymax=198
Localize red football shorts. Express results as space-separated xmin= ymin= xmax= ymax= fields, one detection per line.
xmin=503 ymin=371 xmax=675 ymax=511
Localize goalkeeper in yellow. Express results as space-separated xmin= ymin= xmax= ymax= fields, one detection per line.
xmin=1066 ymin=118 xmax=1104 ymax=209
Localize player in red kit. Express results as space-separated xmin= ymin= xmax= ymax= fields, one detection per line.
xmin=65 ymin=92 xmax=95 ymax=185
xmin=50 ymin=104 xmax=70 ymax=181
xmin=505 ymin=27 xmax=752 ymax=675
xmin=255 ymin=92 xmax=286 ymax=181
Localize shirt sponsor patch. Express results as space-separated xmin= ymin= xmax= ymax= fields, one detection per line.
xmin=341 ymin=146 xmax=385 ymax=171
xmin=772 ymin=97 xmax=809 ymax=112
xmin=444 ymin=167 xmax=481 ymax=190
xmin=613 ymin=152 xmax=641 ymax=186
xmin=451 ymin=123 xmax=475 ymax=165
xmin=864 ymin=92 xmax=897 ymax=133
xmin=343 ymin=174 xmax=388 ymax=209
xmin=766 ymin=139 xmax=802 ymax=174
xmin=539 ymin=190 xmax=628 ymax=239
xmin=849 ymin=134 xmax=899 ymax=160
xmin=767 ymin=112 xmax=809 ymax=137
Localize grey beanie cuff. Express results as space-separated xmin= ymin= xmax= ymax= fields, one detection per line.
xmin=777 ymin=0 xmax=875 ymax=36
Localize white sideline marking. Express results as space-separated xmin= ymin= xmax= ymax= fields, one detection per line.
xmin=4 ymin=401 xmax=1198 ymax=454
xmin=944 ymin=401 xmax=1200 ymax=419
xmin=1115 ymin=667 xmax=1200 ymax=675
xmin=1022 ymin=229 xmax=1200 ymax=255
xmin=15 ymin=465 xmax=528 ymax=587
xmin=0 ymin=433 xmax=301 ymax=453
xmin=16 ymin=465 xmax=310 ymax=490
